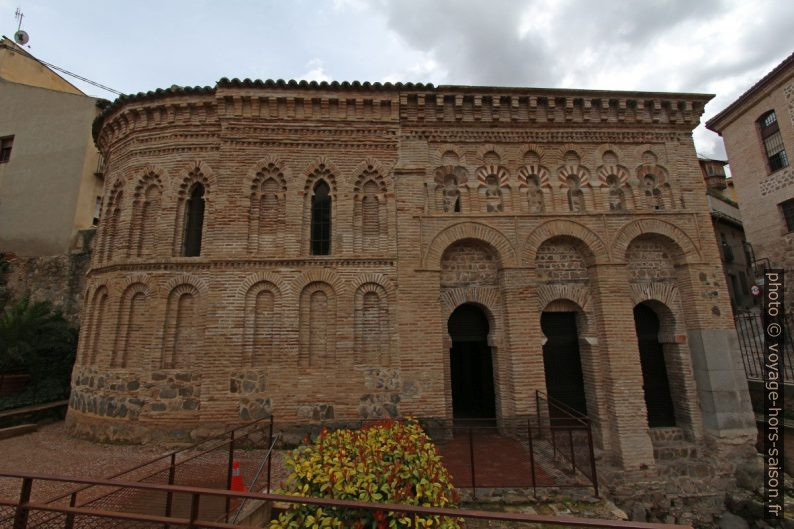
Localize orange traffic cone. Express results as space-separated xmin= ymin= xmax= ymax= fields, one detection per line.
xmin=230 ymin=460 xmax=247 ymax=492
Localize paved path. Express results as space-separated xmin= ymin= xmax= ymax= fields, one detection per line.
xmin=436 ymin=431 xmax=554 ymax=488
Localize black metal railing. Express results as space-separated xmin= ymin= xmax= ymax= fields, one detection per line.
xmin=0 ymin=416 xmax=276 ymax=528
xmin=270 ymin=403 xmax=599 ymax=499
xmin=0 ymin=472 xmax=691 ymax=529
xmin=734 ymin=309 xmax=794 ymax=381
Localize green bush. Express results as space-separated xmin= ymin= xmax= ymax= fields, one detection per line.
xmin=272 ymin=418 xmax=461 ymax=529
xmin=0 ymin=299 xmax=77 ymax=410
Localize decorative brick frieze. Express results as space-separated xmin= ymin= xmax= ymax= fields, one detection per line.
xmin=72 ymin=81 xmax=754 ymax=482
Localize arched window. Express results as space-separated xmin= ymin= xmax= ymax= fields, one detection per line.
xmin=311 ymin=181 xmax=331 ymax=255
xmin=182 ymin=184 xmax=205 ymax=257
xmin=758 ymin=110 xmax=789 ymax=172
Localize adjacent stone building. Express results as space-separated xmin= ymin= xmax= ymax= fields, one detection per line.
xmin=707 ymin=52 xmax=794 ymax=309
xmin=698 ymin=156 xmax=756 ymax=311
xmin=68 ymin=79 xmax=756 ymax=486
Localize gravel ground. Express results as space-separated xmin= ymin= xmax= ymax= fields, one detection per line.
xmin=0 ymin=422 xmax=170 ymax=502
xmin=0 ymin=422 xmax=292 ymax=506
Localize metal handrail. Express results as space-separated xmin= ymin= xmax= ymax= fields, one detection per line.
xmin=536 ymin=390 xmax=591 ymax=426
xmin=41 ymin=415 xmax=273 ymax=506
xmin=0 ymin=471 xmax=692 ymax=529
xmin=230 ymin=432 xmax=282 ymax=524
xmin=0 ymin=416 xmax=276 ymax=528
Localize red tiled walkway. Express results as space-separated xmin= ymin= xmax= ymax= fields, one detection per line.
xmin=435 ymin=431 xmax=553 ymax=488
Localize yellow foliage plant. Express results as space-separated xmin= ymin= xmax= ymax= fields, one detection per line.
xmin=271 ymin=418 xmax=462 ymax=529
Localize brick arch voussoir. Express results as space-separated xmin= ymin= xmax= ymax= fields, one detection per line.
xmin=636 ymin=163 xmax=669 ymax=184
xmin=475 ymin=144 xmax=507 ymax=164
xmin=536 ymin=284 xmax=591 ymax=313
xmin=133 ymin=165 xmax=166 ymax=197
xmin=517 ymin=165 xmax=551 ymax=187
xmin=119 ymin=274 xmax=154 ymax=297
xmin=248 ymin=156 xmax=289 ymax=193
xmin=177 ymin=160 xmax=215 ymax=198
xmin=89 ymin=282 xmax=110 ymax=302
xmin=612 ymin=219 xmax=701 ymax=264
xmin=440 ymin=287 xmax=502 ymax=326
xmin=518 ymin=143 xmax=547 ymax=163
xmin=351 ymin=273 xmax=396 ymax=297
xmin=106 ymin=179 xmax=125 ymax=207
xmin=433 ymin=144 xmax=465 ymax=166
xmin=634 ymin=144 xmax=666 ymax=165
xmin=291 ymin=269 xmax=347 ymax=299
xmin=424 ymin=222 xmax=517 ymax=269
xmin=163 ymin=274 xmax=209 ymax=296
xmin=554 ymin=143 xmax=584 ymax=163
xmin=595 ymin=143 xmax=626 ymax=163
xmin=596 ymin=164 xmax=630 ymax=186
xmin=558 ymin=164 xmax=591 ymax=186
xmin=525 ymin=220 xmax=608 ymax=265
xmin=303 ymin=156 xmax=340 ymax=193
xmin=353 ymin=158 xmax=390 ymax=195
xmin=237 ymin=272 xmax=287 ymax=299
xmin=629 ymin=282 xmax=682 ymax=311
xmin=353 ymin=283 xmax=390 ymax=311
xmin=475 ymin=165 xmax=510 ymax=187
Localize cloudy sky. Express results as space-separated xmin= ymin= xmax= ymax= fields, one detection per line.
xmin=3 ymin=0 xmax=792 ymax=159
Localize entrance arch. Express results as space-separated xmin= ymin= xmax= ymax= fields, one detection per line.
xmin=541 ymin=310 xmax=587 ymax=416
xmin=633 ymin=302 xmax=676 ymax=427
xmin=447 ymin=304 xmax=496 ymax=419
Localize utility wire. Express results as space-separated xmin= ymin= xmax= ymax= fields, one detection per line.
xmin=35 ymin=58 xmax=124 ymax=96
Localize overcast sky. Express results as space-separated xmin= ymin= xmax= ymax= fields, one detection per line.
xmin=3 ymin=0 xmax=793 ymax=160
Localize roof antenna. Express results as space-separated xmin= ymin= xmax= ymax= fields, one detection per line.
xmin=14 ymin=7 xmax=30 ymax=47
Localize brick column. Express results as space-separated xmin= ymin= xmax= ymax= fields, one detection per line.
xmin=589 ymin=263 xmax=655 ymax=469
xmin=393 ymin=161 xmax=449 ymax=418
xmin=499 ymin=269 xmax=545 ymax=416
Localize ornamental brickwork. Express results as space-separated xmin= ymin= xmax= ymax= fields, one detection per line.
xmin=68 ymin=80 xmax=755 ymax=476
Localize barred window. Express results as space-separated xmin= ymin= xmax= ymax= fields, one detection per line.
xmin=0 ymin=136 xmax=13 ymax=163
xmin=781 ymin=198 xmax=794 ymax=233
xmin=759 ymin=111 xmax=789 ymax=172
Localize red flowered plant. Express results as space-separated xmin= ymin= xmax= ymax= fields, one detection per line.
xmin=271 ymin=418 xmax=461 ymax=529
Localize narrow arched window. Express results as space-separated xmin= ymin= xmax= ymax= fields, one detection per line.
xmin=182 ymin=184 xmax=205 ymax=257
xmin=311 ymin=181 xmax=331 ymax=255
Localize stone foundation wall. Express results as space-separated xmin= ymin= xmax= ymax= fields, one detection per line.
xmin=604 ymin=434 xmax=759 ymax=526
xmin=1 ymin=229 xmax=94 ymax=322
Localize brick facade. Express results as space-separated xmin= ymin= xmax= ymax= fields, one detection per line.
xmin=67 ymin=80 xmax=755 ymax=472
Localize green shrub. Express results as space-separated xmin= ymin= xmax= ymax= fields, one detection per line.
xmin=272 ymin=418 xmax=461 ymax=529
xmin=0 ymin=299 xmax=77 ymax=410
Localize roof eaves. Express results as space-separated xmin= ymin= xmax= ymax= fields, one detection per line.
xmin=706 ymin=51 xmax=794 ymax=133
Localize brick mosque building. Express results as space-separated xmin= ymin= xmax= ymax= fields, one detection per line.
xmin=68 ymin=79 xmax=756 ymax=477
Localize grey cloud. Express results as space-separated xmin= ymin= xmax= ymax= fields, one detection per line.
xmin=376 ymin=0 xmax=729 ymax=87
xmin=377 ymin=0 xmax=552 ymax=85
xmin=372 ymin=0 xmax=791 ymax=160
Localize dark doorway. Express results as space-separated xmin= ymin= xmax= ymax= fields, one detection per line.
xmin=448 ymin=304 xmax=496 ymax=419
xmin=634 ymin=303 xmax=676 ymax=427
xmin=541 ymin=312 xmax=587 ymax=416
